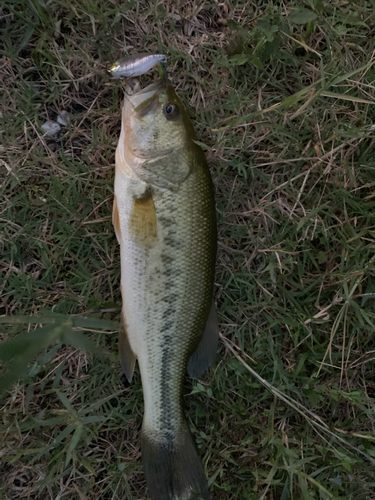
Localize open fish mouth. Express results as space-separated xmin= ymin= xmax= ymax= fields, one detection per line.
xmin=122 ymin=78 xmax=174 ymax=159
xmin=126 ymin=80 xmax=166 ymax=114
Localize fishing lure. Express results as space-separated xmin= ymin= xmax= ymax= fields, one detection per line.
xmin=108 ymin=53 xmax=167 ymax=79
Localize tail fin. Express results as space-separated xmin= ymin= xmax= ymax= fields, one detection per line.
xmin=141 ymin=423 xmax=210 ymax=500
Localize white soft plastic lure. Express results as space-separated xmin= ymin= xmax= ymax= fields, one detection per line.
xmin=108 ymin=53 xmax=167 ymax=79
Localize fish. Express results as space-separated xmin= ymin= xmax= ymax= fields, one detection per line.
xmin=113 ymin=78 xmax=218 ymax=500
xmin=108 ymin=53 xmax=167 ymax=79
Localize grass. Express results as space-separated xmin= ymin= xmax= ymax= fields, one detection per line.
xmin=1 ymin=0 xmax=375 ymax=498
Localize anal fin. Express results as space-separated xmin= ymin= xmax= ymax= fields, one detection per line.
xmin=187 ymin=302 xmax=219 ymax=378
xmin=119 ymin=316 xmax=136 ymax=383
xmin=112 ymin=195 xmax=121 ymax=244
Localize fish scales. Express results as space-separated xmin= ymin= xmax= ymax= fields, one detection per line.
xmin=116 ymin=148 xmax=214 ymax=436
xmin=114 ymin=79 xmax=217 ymax=500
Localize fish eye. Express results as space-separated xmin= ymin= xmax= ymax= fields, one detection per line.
xmin=164 ymin=103 xmax=179 ymax=119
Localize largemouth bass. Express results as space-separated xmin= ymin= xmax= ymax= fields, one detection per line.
xmin=113 ymin=78 xmax=218 ymax=500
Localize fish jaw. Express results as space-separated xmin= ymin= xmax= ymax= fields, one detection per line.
xmin=126 ymin=80 xmax=165 ymax=111
xmin=118 ymin=80 xmax=167 ymax=172
xmin=116 ymin=81 xmax=192 ymax=190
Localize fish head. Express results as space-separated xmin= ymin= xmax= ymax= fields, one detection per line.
xmin=118 ymin=80 xmax=201 ymax=189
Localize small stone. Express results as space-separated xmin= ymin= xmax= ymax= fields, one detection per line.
xmin=41 ymin=121 xmax=61 ymax=136
xmin=57 ymin=110 xmax=70 ymax=126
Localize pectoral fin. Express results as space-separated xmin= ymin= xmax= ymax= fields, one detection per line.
xmin=119 ymin=316 xmax=136 ymax=383
xmin=129 ymin=186 xmax=157 ymax=245
xmin=187 ymin=302 xmax=219 ymax=378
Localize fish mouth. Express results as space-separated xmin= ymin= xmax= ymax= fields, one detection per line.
xmin=123 ymin=79 xmax=174 ymax=160
xmin=126 ymin=80 xmax=165 ymax=116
